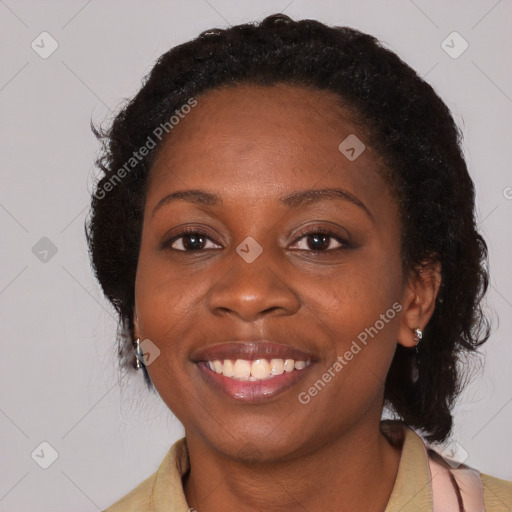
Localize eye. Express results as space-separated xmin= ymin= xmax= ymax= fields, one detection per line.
xmin=166 ymin=229 xmax=221 ymax=251
xmin=290 ymin=230 xmax=348 ymax=252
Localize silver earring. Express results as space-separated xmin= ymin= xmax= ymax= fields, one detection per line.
xmin=134 ymin=338 xmax=143 ymax=369
xmin=411 ymin=327 xmax=422 ymax=384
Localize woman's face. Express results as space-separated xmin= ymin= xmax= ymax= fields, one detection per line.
xmin=134 ymin=83 xmax=422 ymax=460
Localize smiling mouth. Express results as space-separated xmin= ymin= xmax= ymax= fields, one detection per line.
xmin=192 ymin=341 xmax=316 ymax=401
xmin=206 ymin=358 xmax=312 ymax=381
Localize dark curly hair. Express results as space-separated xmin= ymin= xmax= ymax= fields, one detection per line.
xmin=86 ymin=13 xmax=490 ymax=443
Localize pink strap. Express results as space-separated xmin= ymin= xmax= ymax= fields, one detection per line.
xmin=428 ymin=455 xmax=485 ymax=512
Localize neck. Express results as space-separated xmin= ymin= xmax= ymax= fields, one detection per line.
xmin=183 ymin=419 xmax=402 ymax=512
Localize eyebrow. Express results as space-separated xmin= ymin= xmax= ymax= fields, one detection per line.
xmin=151 ymin=187 xmax=374 ymax=222
xmin=151 ymin=190 xmax=221 ymax=218
xmin=280 ymin=188 xmax=374 ymax=222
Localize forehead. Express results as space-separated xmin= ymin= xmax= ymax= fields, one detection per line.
xmin=147 ymin=83 xmax=390 ymax=209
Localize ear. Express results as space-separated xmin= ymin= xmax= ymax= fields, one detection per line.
xmin=397 ymin=260 xmax=441 ymax=348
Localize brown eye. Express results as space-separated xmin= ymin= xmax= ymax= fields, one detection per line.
xmin=306 ymin=233 xmax=334 ymax=251
xmin=291 ymin=231 xmax=347 ymax=251
xmin=167 ymin=231 xmax=221 ymax=251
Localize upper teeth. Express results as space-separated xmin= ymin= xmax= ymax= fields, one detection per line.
xmin=207 ymin=358 xmax=310 ymax=381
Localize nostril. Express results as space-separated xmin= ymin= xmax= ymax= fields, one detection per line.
xmin=262 ymin=306 xmax=281 ymax=314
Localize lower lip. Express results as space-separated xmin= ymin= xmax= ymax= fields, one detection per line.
xmin=196 ymin=362 xmax=313 ymax=403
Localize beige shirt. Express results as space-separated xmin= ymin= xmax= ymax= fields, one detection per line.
xmin=104 ymin=421 xmax=512 ymax=511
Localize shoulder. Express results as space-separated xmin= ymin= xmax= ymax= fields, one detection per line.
xmin=481 ymin=472 xmax=512 ymax=508
xmin=382 ymin=420 xmax=512 ymax=510
xmin=103 ymin=471 xmax=157 ymax=511
xmin=427 ymin=447 xmax=512 ymax=509
xmin=102 ymin=437 xmax=190 ymax=512
xmin=426 ymin=445 xmax=512 ymax=509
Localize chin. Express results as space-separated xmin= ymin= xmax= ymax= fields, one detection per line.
xmin=196 ymin=423 xmax=317 ymax=465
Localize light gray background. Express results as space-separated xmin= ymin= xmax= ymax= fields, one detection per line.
xmin=1 ymin=1 xmax=511 ymax=510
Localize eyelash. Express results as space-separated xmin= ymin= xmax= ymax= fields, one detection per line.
xmin=163 ymin=226 xmax=350 ymax=253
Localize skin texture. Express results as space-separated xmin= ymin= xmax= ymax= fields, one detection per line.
xmin=133 ymin=83 xmax=441 ymax=511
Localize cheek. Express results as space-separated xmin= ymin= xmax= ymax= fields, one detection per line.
xmin=304 ymin=252 xmax=403 ymax=339
xmin=298 ymin=279 xmax=401 ymax=426
xmin=133 ymin=251 xmax=206 ymax=384
xmin=134 ymin=263 xmax=202 ymax=416
xmin=297 ymin=246 xmax=403 ymax=403
xmin=135 ymin=241 xmax=207 ymax=330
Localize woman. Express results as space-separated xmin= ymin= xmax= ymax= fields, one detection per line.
xmin=87 ymin=14 xmax=512 ymax=511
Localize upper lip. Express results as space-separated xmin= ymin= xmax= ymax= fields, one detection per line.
xmin=192 ymin=341 xmax=316 ymax=362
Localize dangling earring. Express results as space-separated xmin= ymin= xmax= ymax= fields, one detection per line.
xmin=411 ymin=327 xmax=423 ymax=383
xmin=134 ymin=338 xmax=143 ymax=369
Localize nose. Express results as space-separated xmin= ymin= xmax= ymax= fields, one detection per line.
xmin=207 ymin=249 xmax=301 ymax=322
